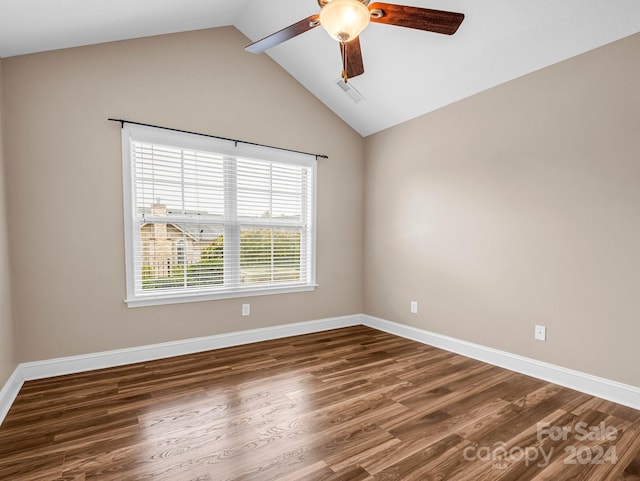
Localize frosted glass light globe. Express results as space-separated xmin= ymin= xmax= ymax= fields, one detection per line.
xmin=320 ymin=0 xmax=370 ymax=43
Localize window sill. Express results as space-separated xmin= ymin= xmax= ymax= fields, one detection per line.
xmin=125 ymin=284 xmax=318 ymax=308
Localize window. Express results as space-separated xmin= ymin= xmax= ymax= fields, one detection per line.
xmin=121 ymin=124 xmax=316 ymax=307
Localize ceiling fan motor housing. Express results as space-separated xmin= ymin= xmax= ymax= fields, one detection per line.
xmin=318 ymin=0 xmax=370 ymax=6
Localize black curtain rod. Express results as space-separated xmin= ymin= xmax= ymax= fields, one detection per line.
xmin=108 ymin=118 xmax=328 ymax=160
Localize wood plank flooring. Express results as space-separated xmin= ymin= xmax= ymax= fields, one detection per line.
xmin=1 ymin=325 xmax=639 ymax=480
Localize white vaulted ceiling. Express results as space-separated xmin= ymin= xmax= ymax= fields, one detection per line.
xmin=1 ymin=0 xmax=639 ymax=136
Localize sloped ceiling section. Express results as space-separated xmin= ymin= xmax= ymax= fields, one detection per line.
xmin=2 ymin=0 xmax=640 ymax=136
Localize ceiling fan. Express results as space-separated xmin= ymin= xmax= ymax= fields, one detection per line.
xmin=245 ymin=0 xmax=465 ymax=82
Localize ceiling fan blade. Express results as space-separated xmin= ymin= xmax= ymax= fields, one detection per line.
xmin=340 ymin=37 xmax=365 ymax=80
xmin=368 ymin=3 xmax=464 ymax=35
xmin=245 ymin=14 xmax=320 ymax=54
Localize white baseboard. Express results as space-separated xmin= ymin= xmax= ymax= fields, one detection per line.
xmin=2 ymin=313 xmax=639 ymax=426
xmin=361 ymin=314 xmax=640 ymax=411
xmin=0 ymin=314 xmax=361 ymax=425
xmin=0 ymin=367 xmax=24 ymax=425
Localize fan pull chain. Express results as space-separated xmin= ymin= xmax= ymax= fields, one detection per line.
xmin=340 ymin=41 xmax=349 ymax=83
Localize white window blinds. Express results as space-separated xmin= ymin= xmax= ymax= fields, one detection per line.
xmin=121 ymin=124 xmax=317 ymax=307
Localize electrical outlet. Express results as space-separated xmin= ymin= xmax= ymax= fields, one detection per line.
xmin=410 ymin=301 xmax=418 ymax=314
xmin=242 ymin=304 xmax=250 ymax=317
xmin=535 ymin=325 xmax=546 ymax=341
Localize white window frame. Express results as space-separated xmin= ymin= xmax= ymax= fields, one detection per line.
xmin=121 ymin=124 xmax=317 ymax=307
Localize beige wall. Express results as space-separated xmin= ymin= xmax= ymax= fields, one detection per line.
xmin=364 ymin=33 xmax=640 ymax=387
xmin=2 ymin=27 xmax=364 ymax=362
xmin=0 ymin=57 xmax=17 ymax=385
xmin=2 ymin=24 xmax=638 ymax=390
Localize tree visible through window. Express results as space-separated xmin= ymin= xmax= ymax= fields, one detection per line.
xmin=121 ymin=124 xmax=316 ymax=307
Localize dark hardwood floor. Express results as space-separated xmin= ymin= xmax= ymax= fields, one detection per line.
xmin=1 ymin=325 xmax=639 ymax=480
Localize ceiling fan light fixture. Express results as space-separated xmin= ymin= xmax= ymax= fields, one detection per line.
xmin=319 ymin=0 xmax=370 ymax=43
